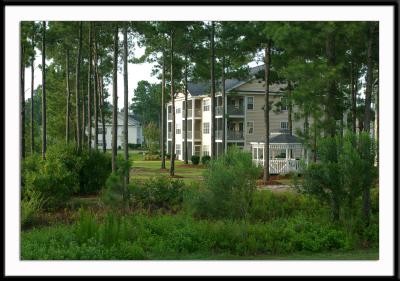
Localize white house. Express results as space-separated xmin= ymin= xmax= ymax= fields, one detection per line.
xmin=92 ymin=112 xmax=144 ymax=150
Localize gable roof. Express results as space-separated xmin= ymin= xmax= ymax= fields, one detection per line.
xmin=187 ymin=64 xmax=284 ymax=97
xmin=269 ymin=134 xmax=301 ymax=144
xmin=103 ymin=112 xmax=141 ymax=126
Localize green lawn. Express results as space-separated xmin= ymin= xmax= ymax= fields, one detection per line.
xmin=152 ymin=248 xmax=379 ymax=260
xmin=131 ymin=159 xmax=206 ymax=184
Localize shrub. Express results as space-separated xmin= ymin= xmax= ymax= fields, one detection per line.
xmin=21 ymin=190 xmax=46 ymax=228
xmin=194 ymin=146 xmax=261 ymax=219
xmin=191 ymin=155 xmax=200 ymax=165
xmin=144 ymin=154 xmax=161 ymax=161
xmin=79 ymin=150 xmax=112 ymax=194
xmin=101 ymin=156 xmax=131 ymax=209
xmin=129 ymin=176 xmax=185 ymax=212
xmin=23 ymin=154 xmax=79 ymax=210
xmin=201 ymin=155 xmax=211 ymax=165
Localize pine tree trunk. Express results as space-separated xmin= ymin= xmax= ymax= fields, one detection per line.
xmin=221 ymin=56 xmax=226 ymax=154
xmin=82 ymin=73 xmax=86 ymax=147
xmin=41 ymin=21 xmax=46 ymax=160
xmin=112 ymin=24 xmax=119 ymax=173
xmin=362 ymin=22 xmax=374 ymax=226
xmin=31 ymin=42 xmax=35 ymax=155
xmin=263 ymin=42 xmax=271 ymax=183
xmin=351 ymin=61 xmax=357 ymax=134
xmin=30 ymin=23 xmax=35 ymax=155
xmin=87 ymin=22 xmax=92 ymax=151
xmin=123 ymin=24 xmax=129 ymax=186
xmin=76 ymin=22 xmax=83 ymax=152
xmin=66 ymin=49 xmax=71 ymax=144
xmin=210 ymin=21 xmax=216 ymax=158
xmin=184 ymin=59 xmax=188 ymax=164
xmin=325 ymin=31 xmax=337 ymax=137
xmin=170 ymin=31 xmax=175 ymax=177
xmin=93 ymin=22 xmax=99 ymax=151
xmin=21 ymin=44 xmax=25 ymax=159
xmin=288 ymin=81 xmax=293 ymax=136
xmin=100 ymin=75 xmax=106 ymax=153
xmin=161 ymin=54 xmax=166 ymax=169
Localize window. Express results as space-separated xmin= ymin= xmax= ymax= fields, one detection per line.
xmin=203 ymin=122 xmax=210 ymax=134
xmin=176 ymin=144 xmax=181 ymax=156
xmin=280 ymin=97 xmax=288 ymax=111
xmin=202 ymin=145 xmax=210 ymax=156
xmin=281 ymin=121 xmax=289 ymax=130
xmin=176 ymin=123 xmax=181 ymax=134
xmin=176 ymin=107 xmax=181 ymax=114
xmin=247 ymin=97 xmax=254 ymax=110
xmin=98 ymin=127 xmax=106 ymax=134
xmin=203 ymin=100 xmax=210 ymax=111
xmin=168 ymin=106 xmax=172 ymax=113
xmin=247 ymin=121 xmax=254 ymax=135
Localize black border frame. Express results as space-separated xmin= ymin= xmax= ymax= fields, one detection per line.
xmin=2 ymin=0 xmax=399 ymax=278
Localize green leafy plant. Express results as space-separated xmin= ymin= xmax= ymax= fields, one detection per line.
xmin=191 ymin=155 xmax=200 ymax=165
xmin=201 ymin=155 xmax=211 ymax=166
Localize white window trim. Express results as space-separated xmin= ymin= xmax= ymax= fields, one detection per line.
xmin=247 ymin=96 xmax=254 ymax=111
xmin=247 ymin=121 xmax=254 ymax=135
xmin=280 ymin=121 xmax=289 ymax=130
xmin=203 ymin=122 xmax=210 ymax=134
xmin=203 ymin=100 xmax=210 ymax=112
xmin=280 ymin=97 xmax=288 ymax=111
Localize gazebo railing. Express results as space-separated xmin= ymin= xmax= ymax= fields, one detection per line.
xmin=253 ymin=159 xmax=300 ymax=174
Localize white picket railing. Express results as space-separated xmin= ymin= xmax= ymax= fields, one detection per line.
xmin=253 ymin=159 xmax=300 ymax=174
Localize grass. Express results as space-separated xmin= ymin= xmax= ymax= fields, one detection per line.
xmin=131 ymin=159 xmax=206 ymax=184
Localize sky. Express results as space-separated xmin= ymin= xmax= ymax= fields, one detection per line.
xmin=23 ymin=42 xmax=158 ymax=111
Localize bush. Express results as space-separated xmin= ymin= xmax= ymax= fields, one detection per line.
xmin=23 ymin=153 xmax=79 ymax=210
xmin=21 ymin=190 xmax=46 ymax=228
xmin=191 ymin=155 xmax=200 ymax=165
xmin=201 ymin=155 xmax=211 ymax=165
xmin=194 ymin=146 xmax=261 ymax=219
xmin=144 ymin=154 xmax=161 ymax=161
xmin=129 ymin=176 xmax=185 ymax=212
xmin=79 ymin=150 xmax=112 ymax=194
xmin=128 ymin=143 xmax=142 ymax=150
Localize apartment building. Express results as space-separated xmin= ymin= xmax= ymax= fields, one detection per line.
xmin=166 ymin=65 xmax=307 ymax=161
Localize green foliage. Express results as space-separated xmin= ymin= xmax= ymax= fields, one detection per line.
xmin=143 ymin=121 xmax=160 ymax=154
xmin=129 ymin=176 xmax=185 ymax=212
xmin=101 ymin=156 xmax=131 ymax=208
xmin=21 ymin=190 xmax=46 ymax=228
xmin=79 ymin=150 xmax=112 ymax=194
xmin=200 ymin=155 xmax=211 ymax=165
xmin=301 ymin=132 xmax=377 ymax=222
xmin=191 ymin=155 xmax=200 ymax=165
xmin=194 ymin=147 xmax=261 ymax=219
xmin=23 ymin=153 xmax=79 ymax=210
xmin=22 ymin=210 xmax=377 ymax=260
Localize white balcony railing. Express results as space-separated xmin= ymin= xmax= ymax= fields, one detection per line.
xmin=194 ymin=108 xmax=202 ymax=117
xmin=194 ymin=130 xmax=202 ymax=139
xmin=183 ymin=130 xmax=192 ymax=139
xmin=227 ymin=105 xmax=244 ymax=116
xmin=216 ymin=106 xmax=223 ymax=116
xmin=227 ymin=130 xmax=244 ymax=140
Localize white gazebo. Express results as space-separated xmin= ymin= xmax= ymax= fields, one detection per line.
xmin=251 ymin=134 xmax=305 ymax=174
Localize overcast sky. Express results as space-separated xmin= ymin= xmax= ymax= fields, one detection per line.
xmin=23 ymin=42 xmax=158 ymax=111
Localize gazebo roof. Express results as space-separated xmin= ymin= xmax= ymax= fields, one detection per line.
xmin=269 ymin=134 xmax=301 ymax=144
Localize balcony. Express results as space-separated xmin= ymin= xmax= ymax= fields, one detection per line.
xmin=194 ymin=130 xmax=202 ymax=139
xmin=183 ymin=130 xmax=192 ymax=139
xmin=216 ymin=106 xmax=223 ymax=116
xmin=216 ymin=130 xmax=223 ymax=140
xmin=167 ymin=113 xmax=172 ymax=120
xmin=227 ymin=105 xmax=244 ymax=116
xmin=182 ymin=109 xmax=193 ymax=118
xmin=194 ymin=108 xmax=202 ymax=118
xmin=167 ymin=132 xmax=172 ymax=139
xmin=227 ymin=130 xmax=244 ymax=140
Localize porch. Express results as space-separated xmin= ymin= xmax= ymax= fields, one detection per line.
xmin=250 ymin=134 xmax=305 ymax=175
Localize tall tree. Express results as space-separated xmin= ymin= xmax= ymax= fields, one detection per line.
xmin=87 ymin=22 xmax=92 ymax=151
xmin=263 ymin=41 xmax=271 ymax=183
xmin=41 ymin=21 xmax=47 ymax=160
xmin=183 ymin=56 xmax=189 ymax=164
xmin=65 ymin=49 xmax=71 ymax=144
xmin=76 ymin=22 xmax=83 ymax=151
xmin=93 ymin=22 xmax=99 ymax=150
xmin=161 ymin=54 xmax=166 ymax=169
xmin=169 ymin=30 xmax=175 ymax=176
xmin=30 ymin=25 xmax=35 ymax=154
xmin=123 ymin=24 xmax=129 ymax=185
xmin=20 ymin=34 xmax=25 ymax=159
xmin=111 ymin=24 xmax=118 ymax=173
xmin=210 ymin=21 xmax=216 ymax=158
